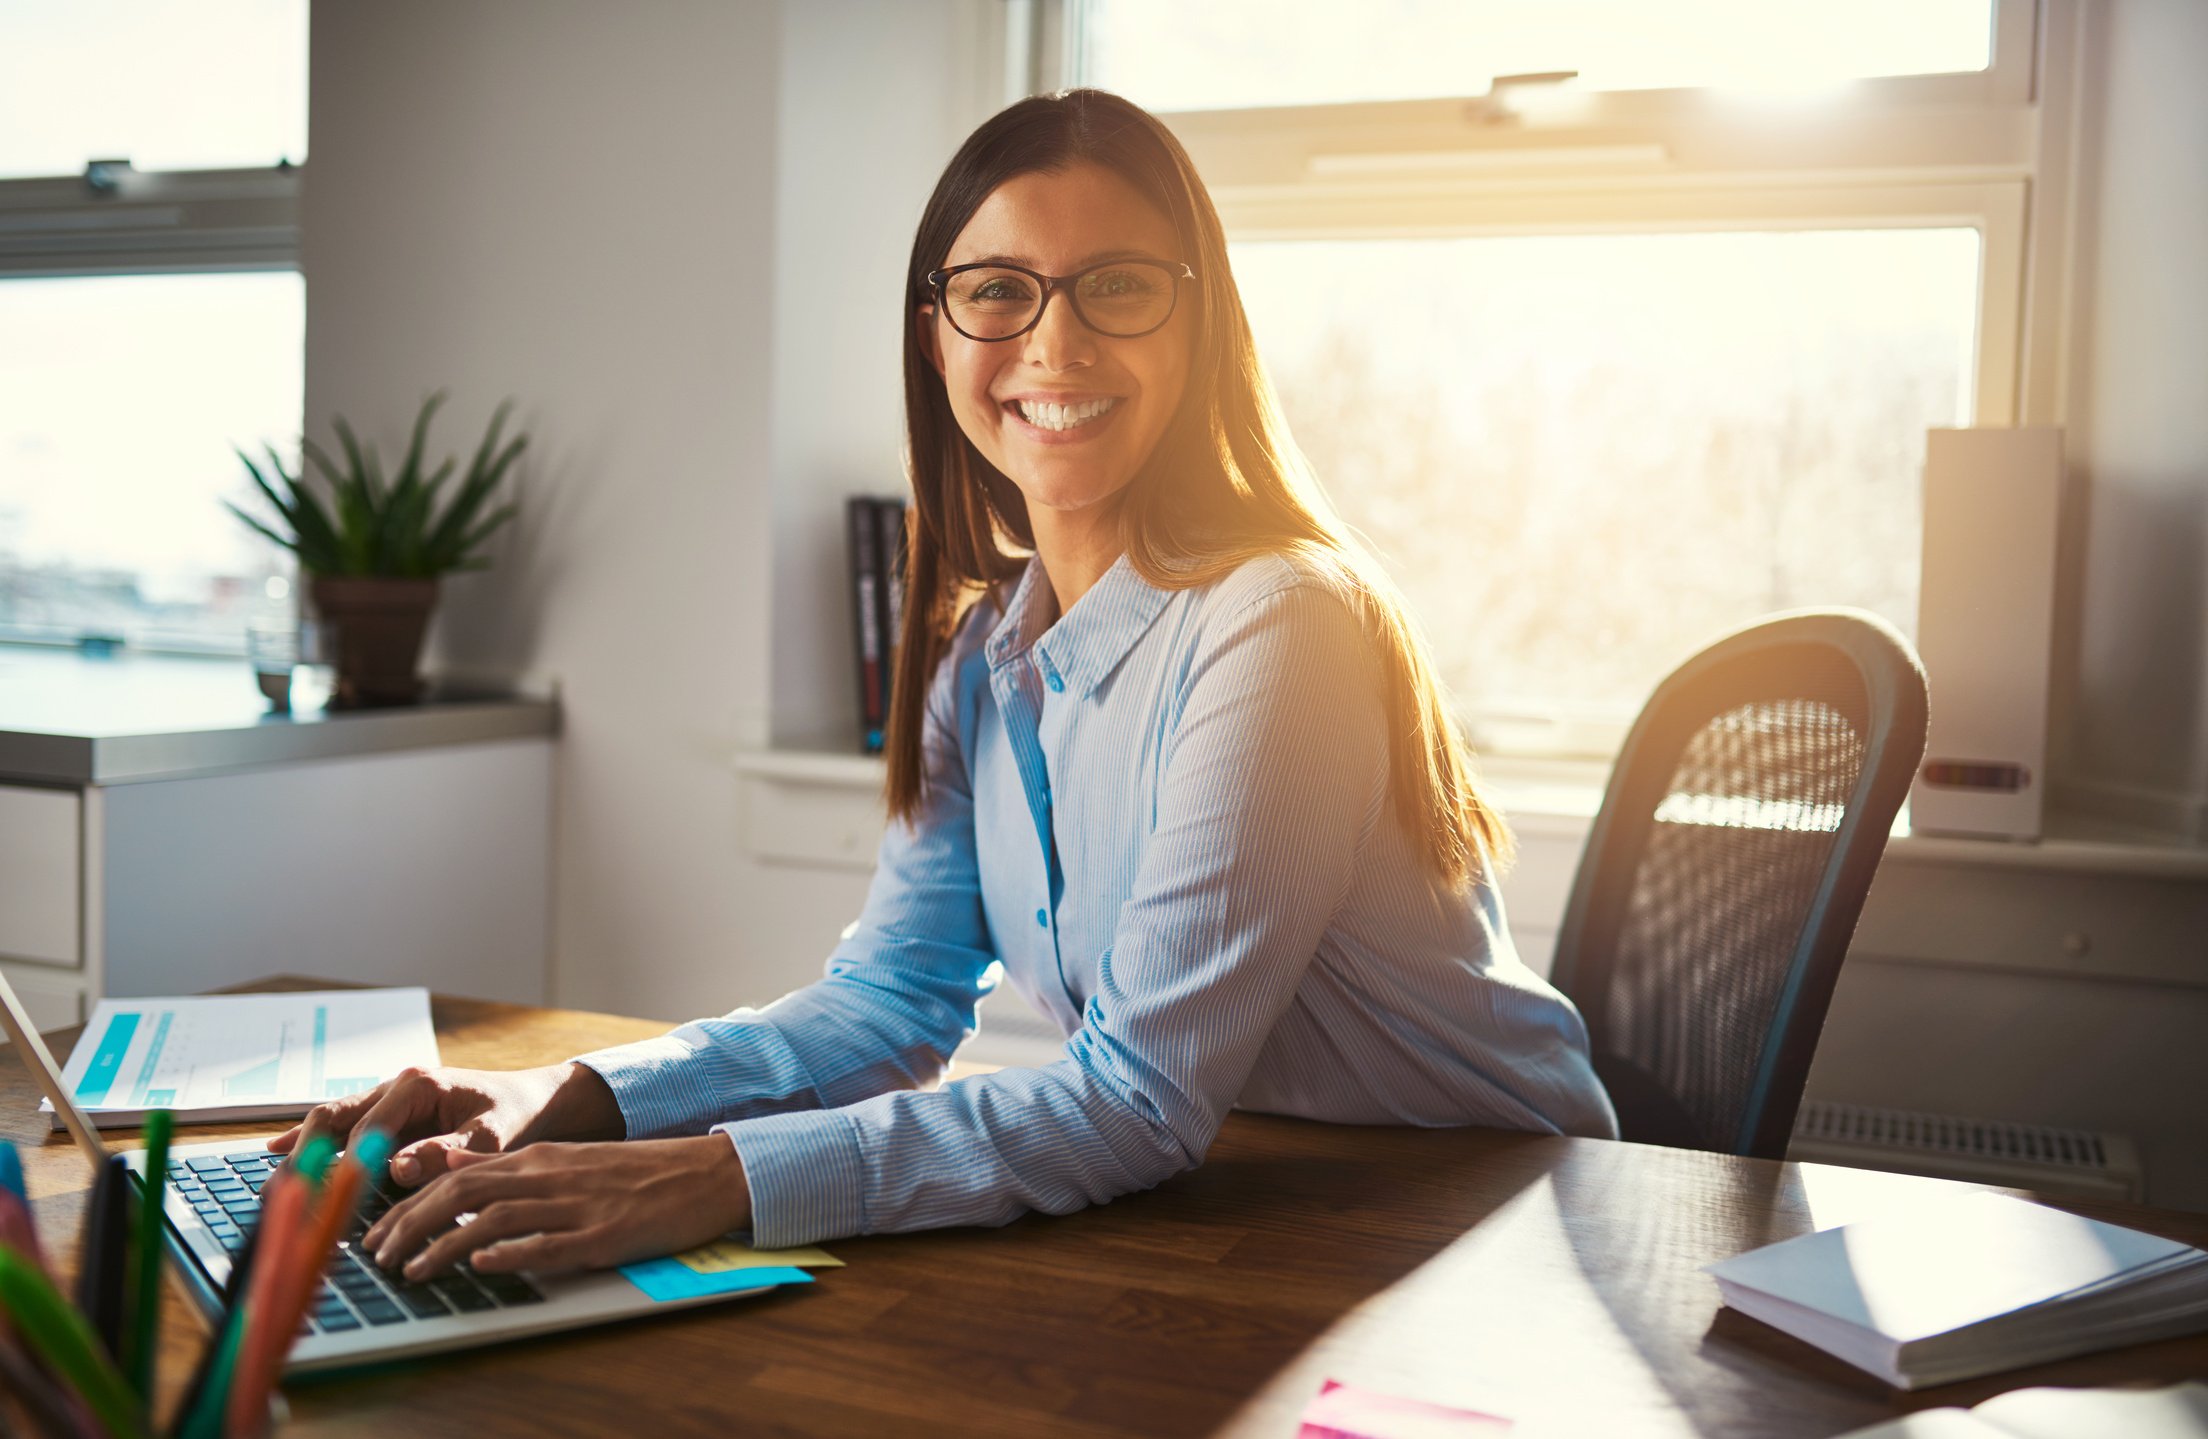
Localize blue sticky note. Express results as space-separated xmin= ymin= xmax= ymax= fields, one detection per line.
xmin=0 ymin=1142 xmax=21 ymax=1203
xmin=618 ymin=1259 xmax=814 ymax=1304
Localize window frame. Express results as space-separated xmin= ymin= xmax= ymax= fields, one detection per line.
xmin=1039 ymin=0 xmax=2068 ymax=432
xmin=0 ymin=165 xmax=298 ymax=279
xmin=1012 ymin=0 xmax=2081 ymax=761
xmin=1041 ymin=0 xmax=2038 ymax=110
xmin=0 ymin=161 xmax=304 ymax=655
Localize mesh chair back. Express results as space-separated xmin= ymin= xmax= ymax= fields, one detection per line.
xmin=1548 ymin=610 xmax=1928 ymax=1159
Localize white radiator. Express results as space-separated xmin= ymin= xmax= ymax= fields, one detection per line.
xmin=1789 ymin=1100 xmax=2144 ymax=1202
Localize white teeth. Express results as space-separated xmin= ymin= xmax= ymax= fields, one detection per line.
xmin=1015 ymin=397 xmax=1118 ymax=431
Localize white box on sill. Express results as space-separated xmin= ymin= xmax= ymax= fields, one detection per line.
xmin=1912 ymin=426 xmax=2063 ymax=841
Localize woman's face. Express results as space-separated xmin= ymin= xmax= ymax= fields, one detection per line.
xmin=921 ymin=163 xmax=1194 ymax=524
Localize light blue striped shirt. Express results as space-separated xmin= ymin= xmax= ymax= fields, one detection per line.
xmin=577 ymin=550 xmax=1616 ymax=1248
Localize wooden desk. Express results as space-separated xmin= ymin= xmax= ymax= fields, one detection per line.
xmin=7 ymin=983 xmax=2207 ymax=1438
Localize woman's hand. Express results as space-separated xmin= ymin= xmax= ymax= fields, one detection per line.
xmin=266 ymin=1062 xmax=626 ymax=1186
xmin=361 ymin=1136 xmax=752 ymax=1279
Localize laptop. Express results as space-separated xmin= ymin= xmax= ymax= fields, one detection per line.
xmin=0 ymin=972 xmax=774 ymax=1374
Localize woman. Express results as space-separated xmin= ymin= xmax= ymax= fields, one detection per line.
xmin=283 ymin=90 xmax=1616 ymax=1282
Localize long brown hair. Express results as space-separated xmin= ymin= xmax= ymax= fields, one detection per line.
xmin=888 ymin=89 xmax=1511 ymax=887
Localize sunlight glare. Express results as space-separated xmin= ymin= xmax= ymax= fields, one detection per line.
xmin=1085 ymin=0 xmax=1992 ymax=112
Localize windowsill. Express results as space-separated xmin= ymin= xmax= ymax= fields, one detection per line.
xmin=735 ymin=740 xmax=2208 ymax=880
xmin=0 ymin=646 xmax=559 ymax=786
xmin=732 ymin=740 xmax=1612 ymax=807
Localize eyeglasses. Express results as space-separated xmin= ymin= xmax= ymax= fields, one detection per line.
xmin=925 ymin=259 xmax=1195 ymax=342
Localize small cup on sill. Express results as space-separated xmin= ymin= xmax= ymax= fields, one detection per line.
xmin=245 ymin=621 xmax=299 ymax=714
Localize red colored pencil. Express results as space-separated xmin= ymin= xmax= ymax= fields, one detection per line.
xmin=224 ymin=1171 xmax=308 ymax=1438
xmin=253 ymin=1154 xmax=370 ymax=1401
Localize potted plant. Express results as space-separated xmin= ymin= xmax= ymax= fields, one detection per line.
xmin=228 ymin=393 xmax=525 ymax=708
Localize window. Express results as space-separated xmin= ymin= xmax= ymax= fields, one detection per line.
xmin=0 ymin=0 xmax=307 ymax=656
xmin=1079 ymin=0 xmax=1996 ymax=112
xmin=0 ymin=274 xmax=305 ymax=652
xmin=1234 ymin=229 xmax=1977 ymax=750
xmin=0 ymin=0 xmax=307 ymax=179
xmin=1021 ymin=0 xmax=2059 ymax=755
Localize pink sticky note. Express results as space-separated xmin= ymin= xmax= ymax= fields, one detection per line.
xmin=1295 ymin=1378 xmax=1513 ymax=1439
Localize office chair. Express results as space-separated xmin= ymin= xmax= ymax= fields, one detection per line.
xmin=1545 ymin=609 xmax=1929 ymax=1160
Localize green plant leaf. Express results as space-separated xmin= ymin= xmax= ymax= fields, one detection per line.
xmin=446 ymin=501 xmax=518 ymax=568
xmin=384 ymin=456 xmax=452 ymax=576
xmin=306 ymin=427 xmax=375 ymax=574
xmin=462 ymin=400 xmax=514 ymax=497
xmin=338 ymin=485 xmax=375 ymax=574
xmin=300 ymin=437 xmax=347 ymax=491
xmin=394 ymin=391 xmax=446 ymax=493
xmin=259 ymin=395 xmax=524 ymax=577
xmin=268 ymin=443 xmax=344 ymax=573
xmin=222 ymin=500 xmax=300 ymax=558
xmin=332 ymin=416 xmax=377 ymax=509
xmin=424 ymin=431 xmax=525 ymax=569
xmin=232 ymin=447 xmax=298 ymax=530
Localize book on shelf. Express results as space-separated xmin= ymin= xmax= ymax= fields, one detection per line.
xmin=844 ymin=495 xmax=907 ymax=755
xmin=1704 ymin=1190 xmax=2208 ymax=1390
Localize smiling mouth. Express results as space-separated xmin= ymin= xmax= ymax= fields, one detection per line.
xmin=1006 ymin=397 xmax=1120 ymax=432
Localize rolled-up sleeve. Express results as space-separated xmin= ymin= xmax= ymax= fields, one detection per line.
xmin=720 ymin=576 xmax=1390 ymax=1247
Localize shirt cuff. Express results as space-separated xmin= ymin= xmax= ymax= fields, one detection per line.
xmin=719 ymin=1108 xmax=868 ymax=1249
xmin=571 ymin=1033 xmax=728 ymax=1141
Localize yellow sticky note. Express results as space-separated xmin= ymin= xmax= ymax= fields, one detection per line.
xmin=670 ymin=1238 xmax=844 ymax=1275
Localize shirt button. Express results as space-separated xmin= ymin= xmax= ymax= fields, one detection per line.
xmin=1034 ymin=907 xmax=1048 ymax=929
xmin=1045 ymin=672 xmax=1065 ymax=693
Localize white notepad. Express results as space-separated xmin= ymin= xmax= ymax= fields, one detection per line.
xmin=1705 ymin=1191 xmax=2208 ymax=1388
xmin=41 ymin=988 xmax=440 ymax=1129
xmin=1834 ymin=1381 xmax=2208 ymax=1438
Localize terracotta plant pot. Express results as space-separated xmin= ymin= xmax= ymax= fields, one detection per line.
xmin=309 ymin=575 xmax=440 ymax=708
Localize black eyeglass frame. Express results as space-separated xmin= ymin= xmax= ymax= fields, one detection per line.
xmin=923 ymin=259 xmax=1197 ymax=342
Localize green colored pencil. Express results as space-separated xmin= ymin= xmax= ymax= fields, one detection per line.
xmin=177 ymin=1309 xmax=246 ymax=1439
xmin=128 ymin=1110 xmax=175 ymax=1403
xmin=0 ymin=1243 xmax=147 ymax=1439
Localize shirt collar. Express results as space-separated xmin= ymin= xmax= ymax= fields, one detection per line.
xmin=983 ymin=552 xmax=1172 ymax=700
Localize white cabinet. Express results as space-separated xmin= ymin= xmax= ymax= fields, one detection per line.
xmin=97 ymin=739 xmax=554 ymax=1003
xmin=0 ymin=960 xmax=84 ymax=1031
xmin=0 ymin=650 xmax=559 ymax=1040
xmin=0 ymin=740 xmax=554 ymax=1034
xmin=0 ymin=784 xmax=81 ymax=968
xmin=0 ymin=782 xmax=88 ymax=1038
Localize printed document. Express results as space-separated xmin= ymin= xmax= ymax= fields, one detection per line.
xmin=42 ymin=988 xmax=439 ymax=1129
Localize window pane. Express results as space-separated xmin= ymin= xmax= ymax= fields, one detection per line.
xmin=1234 ymin=228 xmax=1979 ymax=748
xmin=0 ymin=273 xmax=304 ymax=654
xmin=0 ymin=0 xmax=307 ymax=178
xmin=1083 ymin=0 xmax=1993 ymax=112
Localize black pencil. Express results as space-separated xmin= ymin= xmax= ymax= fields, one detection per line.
xmin=74 ymin=1154 xmax=129 ymax=1364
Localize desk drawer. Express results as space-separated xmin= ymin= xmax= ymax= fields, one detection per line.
xmin=1853 ymin=859 xmax=2208 ymax=989
xmin=0 ymin=960 xmax=83 ymax=1034
xmin=743 ymin=773 xmax=885 ymax=871
xmin=0 ymin=784 xmax=80 ymax=968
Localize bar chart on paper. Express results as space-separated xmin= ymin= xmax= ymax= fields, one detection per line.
xmin=46 ymin=988 xmax=439 ymax=1129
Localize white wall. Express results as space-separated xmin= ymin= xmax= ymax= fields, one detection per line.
xmin=768 ymin=0 xmax=996 ymax=744
xmin=306 ymin=0 xmax=988 ymax=1021
xmin=2063 ymin=0 xmax=2208 ymax=831
xmin=306 ymin=0 xmax=785 ymax=1019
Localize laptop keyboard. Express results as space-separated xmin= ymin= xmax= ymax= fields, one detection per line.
xmin=166 ymin=1149 xmax=544 ymax=1334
